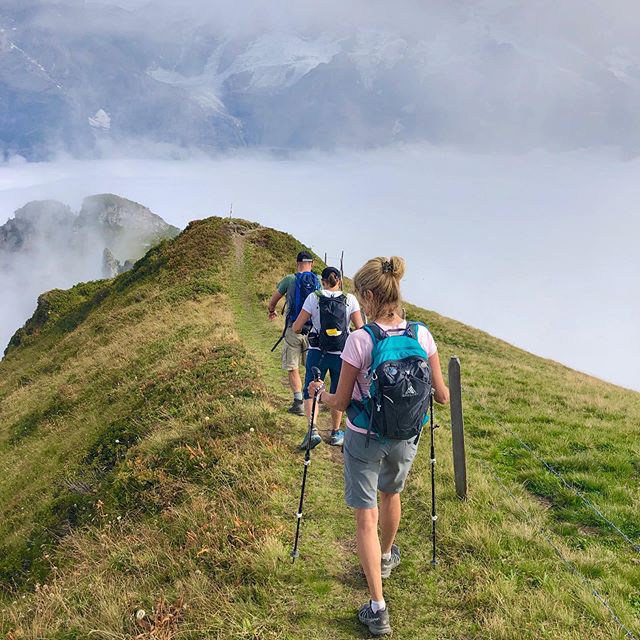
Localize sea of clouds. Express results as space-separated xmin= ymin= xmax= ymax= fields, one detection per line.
xmin=1 ymin=146 xmax=638 ymax=390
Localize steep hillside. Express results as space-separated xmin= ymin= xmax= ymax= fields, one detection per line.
xmin=0 ymin=217 xmax=638 ymax=639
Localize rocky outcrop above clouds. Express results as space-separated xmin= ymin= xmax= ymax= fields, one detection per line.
xmin=0 ymin=200 xmax=74 ymax=255
xmin=0 ymin=193 xmax=180 ymax=352
xmin=1 ymin=193 xmax=179 ymax=267
xmin=77 ymin=194 xmax=180 ymax=264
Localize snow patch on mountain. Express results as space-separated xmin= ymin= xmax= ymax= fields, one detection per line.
xmin=148 ymin=32 xmax=343 ymax=111
xmin=6 ymin=41 xmax=63 ymax=90
xmin=220 ymin=33 xmax=342 ymax=90
xmin=88 ymin=109 xmax=111 ymax=130
xmin=147 ymin=46 xmax=244 ymax=126
xmin=148 ymin=62 xmax=230 ymax=113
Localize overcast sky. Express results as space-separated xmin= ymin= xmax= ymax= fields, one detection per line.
xmin=1 ymin=147 xmax=638 ymax=391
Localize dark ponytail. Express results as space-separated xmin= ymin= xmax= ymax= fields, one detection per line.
xmin=325 ymin=273 xmax=339 ymax=288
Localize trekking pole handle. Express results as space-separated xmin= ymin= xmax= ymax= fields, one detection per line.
xmin=311 ymin=367 xmax=324 ymax=399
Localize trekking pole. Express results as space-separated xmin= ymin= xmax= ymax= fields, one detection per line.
xmin=429 ymin=389 xmax=438 ymax=566
xmin=270 ymin=304 xmax=288 ymax=352
xmin=291 ymin=366 xmax=322 ymax=562
xmin=270 ymin=323 xmax=287 ymax=352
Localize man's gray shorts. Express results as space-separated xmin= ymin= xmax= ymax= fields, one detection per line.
xmin=281 ymin=327 xmax=308 ymax=371
xmin=343 ymin=427 xmax=419 ymax=509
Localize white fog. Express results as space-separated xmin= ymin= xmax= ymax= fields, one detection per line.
xmin=1 ymin=146 xmax=638 ymax=391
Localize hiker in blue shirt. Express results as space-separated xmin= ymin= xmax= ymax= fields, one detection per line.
xmin=268 ymin=251 xmax=320 ymax=416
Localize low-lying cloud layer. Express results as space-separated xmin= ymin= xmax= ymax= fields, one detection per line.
xmin=1 ymin=147 xmax=638 ymax=390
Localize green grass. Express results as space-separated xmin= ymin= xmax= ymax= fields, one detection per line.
xmin=0 ymin=216 xmax=638 ymax=639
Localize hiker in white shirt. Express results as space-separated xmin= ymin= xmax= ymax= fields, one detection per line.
xmin=292 ymin=266 xmax=363 ymax=448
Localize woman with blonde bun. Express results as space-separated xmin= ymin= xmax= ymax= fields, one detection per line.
xmin=309 ymin=256 xmax=449 ymax=636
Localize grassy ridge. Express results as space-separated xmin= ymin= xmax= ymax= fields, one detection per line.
xmin=0 ymin=217 xmax=638 ymax=638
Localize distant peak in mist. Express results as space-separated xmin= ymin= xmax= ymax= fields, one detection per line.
xmin=0 ymin=193 xmax=180 ymax=355
xmin=1 ymin=194 xmax=179 ymax=259
xmin=78 ymin=193 xmax=175 ymax=231
xmin=14 ymin=200 xmax=73 ymax=222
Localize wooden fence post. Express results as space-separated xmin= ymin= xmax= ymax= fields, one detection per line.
xmin=448 ymin=356 xmax=467 ymax=499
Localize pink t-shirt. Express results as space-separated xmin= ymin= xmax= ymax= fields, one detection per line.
xmin=340 ymin=321 xmax=437 ymax=434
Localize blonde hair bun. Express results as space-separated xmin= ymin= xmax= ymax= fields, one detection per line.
xmin=353 ymin=255 xmax=406 ymax=321
xmin=388 ymin=256 xmax=405 ymax=280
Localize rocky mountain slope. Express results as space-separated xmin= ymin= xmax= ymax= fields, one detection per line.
xmin=1 ymin=194 xmax=179 ymax=266
xmin=0 ymin=200 xmax=75 ymax=255
xmin=0 ymin=217 xmax=638 ymax=638
xmin=2 ymin=0 xmax=640 ymax=158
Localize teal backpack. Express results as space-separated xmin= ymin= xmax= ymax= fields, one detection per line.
xmin=346 ymin=322 xmax=432 ymax=444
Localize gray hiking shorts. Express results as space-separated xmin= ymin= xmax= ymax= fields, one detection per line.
xmin=281 ymin=327 xmax=308 ymax=371
xmin=343 ymin=427 xmax=419 ymax=510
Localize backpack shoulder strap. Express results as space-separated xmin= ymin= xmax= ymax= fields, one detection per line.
xmin=363 ymin=323 xmax=387 ymax=346
xmin=404 ymin=320 xmax=428 ymax=340
xmin=294 ymin=273 xmax=309 ymax=315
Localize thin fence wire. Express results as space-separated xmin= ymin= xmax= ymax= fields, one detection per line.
xmin=474 ymin=455 xmax=639 ymax=640
xmin=471 ymin=399 xmax=640 ymax=553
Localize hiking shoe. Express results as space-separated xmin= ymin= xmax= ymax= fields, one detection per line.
xmin=381 ymin=544 xmax=400 ymax=579
xmin=357 ymin=601 xmax=392 ymax=636
xmin=329 ymin=429 xmax=345 ymax=447
xmin=298 ymin=427 xmax=322 ymax=450
xmin=287 ymin=399 xmax=305 ymax=416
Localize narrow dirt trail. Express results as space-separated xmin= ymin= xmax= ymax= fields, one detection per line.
xmin=230 ymin=228 xmax=346 ymax=453
xmin=226 ymin=228 xmax=371 ymax=639
xmin=217 ymin=227 xmax=633 ymax=639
